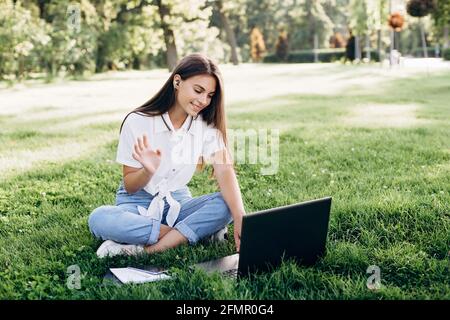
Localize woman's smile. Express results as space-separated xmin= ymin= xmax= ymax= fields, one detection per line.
xmin=191 ymin=102 xmax=202 ymax=112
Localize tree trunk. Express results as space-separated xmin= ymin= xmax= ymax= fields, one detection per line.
xmin=156 ymin=0 xmax=178 ymax=71
xmin=444 ymin=25 xmax=449 ymax=50
xmin=390 ymin=28 xmax=394 ymax=66
xmin=365 ymin=34 xmax=371 ymax=61
xmin=95 ymin=42 xmax=106 ymax=73
xmin=395 ymin=30 xmax=401 ymax=51
xmin=377 ymin=29 xmax=382 ymax=62
xmin=419 ymin=18 xmax=428 ymax=58
xmin=216 ymin=0 xmax=239 ymax=65
xmin=36 ymin=0 xmax=51 ymax=22
xmin=314 ymin=33 xmax=319 ymax=62
xmin=355 ymin=35 xmax=360 ymax=61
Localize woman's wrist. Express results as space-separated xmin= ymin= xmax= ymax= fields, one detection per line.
xmin=142 ymin=166 xmax=154 ymax=177
xmin=231 ymin=209 xmax=245 ymax=220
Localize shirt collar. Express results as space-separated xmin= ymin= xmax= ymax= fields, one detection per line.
xmin=155 ymin=112 xmax=198 ymax=135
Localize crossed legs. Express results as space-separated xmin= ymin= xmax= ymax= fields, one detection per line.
xmin=146 ymin=226 xmax=188 ymax=253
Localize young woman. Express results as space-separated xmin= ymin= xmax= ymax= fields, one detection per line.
xmin=88 ymin=53 xmax=245 ymax=258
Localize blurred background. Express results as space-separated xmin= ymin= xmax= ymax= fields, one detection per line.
xmin=1 ymin=0 xmax=449 ymax=82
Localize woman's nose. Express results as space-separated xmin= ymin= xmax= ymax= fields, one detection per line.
xmin=199 ymin=94 xmax=208 ymax=106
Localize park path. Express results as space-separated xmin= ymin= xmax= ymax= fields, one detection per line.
xmin=1 ymin=58 xmax=449 ymax=117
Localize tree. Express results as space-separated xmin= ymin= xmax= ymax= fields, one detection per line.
xmin=246 ymin=0 xmax=279 ymax=52
xmin=213 ymin=0 xmax=239 ymax=65
xmin=90 ymin=0 xmax=219 ymax=72
xmin=155 ymin=0 xmax=220 ymax=71
xmin=0 ymin=1 xmax=50 ymax=80
xmin=250 ymin=26 xmax=266 ymax=62
xmin=275 ymin=29 xmax=289 ymax=61
xmin=407 ymin=0 xmax=437 ymax=57
xmin=296 ymin=0 xmax=334 ymax=50
xmin=155 ymin=0 xmax=178 ymax=70
xmin=372 ymin=0 xmax=389 ymax=61
xmin=245 ymin=0 xmax=333 ymax=53
xmin=46 ymin=0 xmax=100 ymax=76
xmin=0 ymin=0 xmax=233 ymax=80
xmin=349 ymin=0 xmax=369 ymax=60
xmin=432 ymin=0 xmax=450 ymax=49
xmin=349 ymin=0 xmax=385 ymax=61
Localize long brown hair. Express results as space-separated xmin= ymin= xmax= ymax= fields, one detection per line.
xmin=120 ymin=53 xmax=227 ymax=146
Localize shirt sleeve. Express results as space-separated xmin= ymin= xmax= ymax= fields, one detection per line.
xmin=116 ymin=115 xmax=143 ymax=168
xmin=202 ymin=125 xmax=226 ymax=159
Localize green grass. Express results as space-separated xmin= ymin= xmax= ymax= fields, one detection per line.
xmin=0 ymin=68 xmax=449 ymax=299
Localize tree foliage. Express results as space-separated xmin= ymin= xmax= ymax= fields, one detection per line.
xmin=406 ymin=0 xmax=436 ymax=17
xmin=275 ymin=29 xmax=289 ymax=61
xmin=250 ymin=26 xmax=266 ymax=62
xmin=432 ymin=0 xmax=450 ymax=28
xmin=1 ymin=0 xmax=449 ymax=81
xmin=0 ymin=1 xmax=50 ymax=80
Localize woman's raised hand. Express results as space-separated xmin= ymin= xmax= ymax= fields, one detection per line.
xmin=132 ymin=134 xmax=162 ymax=174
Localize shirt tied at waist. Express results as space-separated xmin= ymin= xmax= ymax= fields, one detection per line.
xmin=137 ymin=178 xmax=181 ymax=227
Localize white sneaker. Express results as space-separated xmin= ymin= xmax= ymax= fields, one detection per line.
xmin=201 ymin=226 xmax=229 ymax=244
xmin=96 ymin=240 xmax=145 ymax=258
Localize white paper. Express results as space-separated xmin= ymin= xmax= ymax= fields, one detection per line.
xmin=110 ymin=268 xmax=171 ymax=284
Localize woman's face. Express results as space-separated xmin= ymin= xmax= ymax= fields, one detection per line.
xmin=174 ymin=74 xmax=217 ymax=117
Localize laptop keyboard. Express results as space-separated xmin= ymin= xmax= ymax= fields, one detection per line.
xmin=223 ymin=268 xmax=238 ymax=277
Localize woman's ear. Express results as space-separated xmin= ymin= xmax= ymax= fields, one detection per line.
xmin=173 ymin=74 xmax=181 ymax=87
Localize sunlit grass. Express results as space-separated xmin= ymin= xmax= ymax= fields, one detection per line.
xmin=0 ymin=65 xmax=449 ymax=299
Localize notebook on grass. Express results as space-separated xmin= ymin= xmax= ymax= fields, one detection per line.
xmin=104 ymin=266 xmax=171 ymax=285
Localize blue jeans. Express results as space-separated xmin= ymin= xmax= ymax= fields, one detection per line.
xmin=88 ymin=181 xmax=233 ymax=245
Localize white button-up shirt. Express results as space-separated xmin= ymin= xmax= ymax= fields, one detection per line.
xmin=116 ymin=112 xmax=226 ymax=226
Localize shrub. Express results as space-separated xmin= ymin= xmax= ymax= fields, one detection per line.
xmin=410 ymin=47 xmax=441 ymax=57
xmin=264 ymin=49 xmax=380 ymax=63
xmin=0 ymin=1 xmax=51 ymax=80
xmin=275 ymin=30 xmax=289 ymax=62
xmin=250 ymin=27 xmax=266 ymax=63
xmin=442 ymin=48 xmax=450 ymax=60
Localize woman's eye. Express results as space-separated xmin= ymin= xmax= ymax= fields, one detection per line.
xmin=194 ymin=88 xmax=213 ymax=98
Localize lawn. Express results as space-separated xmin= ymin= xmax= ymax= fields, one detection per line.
xmin=0 ymin=64 xmax=449 ymax=299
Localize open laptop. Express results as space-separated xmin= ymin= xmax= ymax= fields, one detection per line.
xmin=193 ymin=197 xmax=332 ymax=279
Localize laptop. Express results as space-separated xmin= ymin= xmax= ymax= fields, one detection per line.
xmin=193 ymin=197 xmax=332 ymax=279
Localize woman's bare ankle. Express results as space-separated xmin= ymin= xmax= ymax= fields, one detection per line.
xmin=144 ymin=229 xmax=188 ymax=254
xmin=144 ymin=244 xmax=158 ymax=254
xmin=159 ymin=224 xmax=173 ymax=240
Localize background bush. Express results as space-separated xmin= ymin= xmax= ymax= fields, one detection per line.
xmin=443 ymin=48 xmax=450 ymax=60
xmin=264 ymin=49 xmax=380 ymax=63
